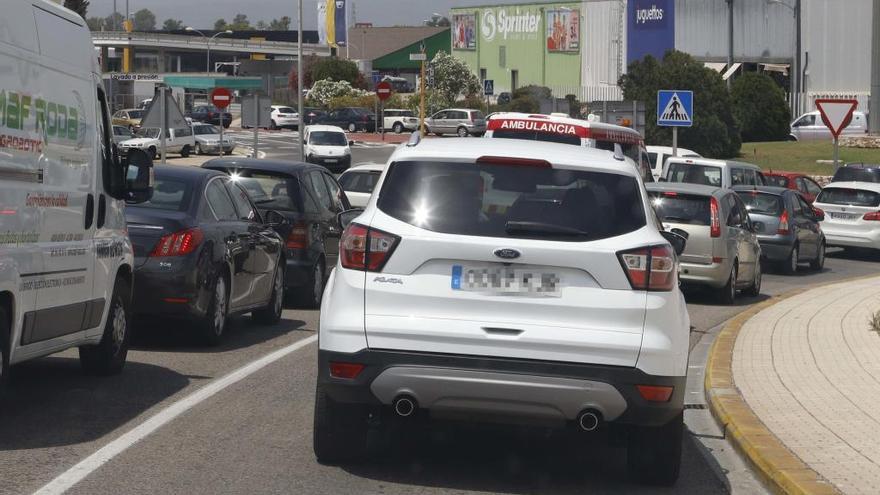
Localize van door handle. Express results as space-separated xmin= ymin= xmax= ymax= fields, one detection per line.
xmin=482 ymin=327 xmax=524 ymax=336
xmin=84 ymin=194 xmax=95 ymax=230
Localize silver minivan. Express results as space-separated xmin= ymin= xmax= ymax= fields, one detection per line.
xmin=665 ymin=158 xmax=765 ymax=189
xmin=425 ymin=108 xmax=487 ymax=137
xmin=789 ymin=110 xmax=868 ymax=141
xmin=647 ymin=183 xmax=762 ymax=304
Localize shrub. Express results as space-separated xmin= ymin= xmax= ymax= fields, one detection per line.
xmin=731 ymin=72 xmax=791 ymax=142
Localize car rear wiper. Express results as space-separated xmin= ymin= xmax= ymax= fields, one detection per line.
xmin=660 ymin=216 xmax=695 ymax=223
xmin=505 ymin=221 xmax=589 ymax=236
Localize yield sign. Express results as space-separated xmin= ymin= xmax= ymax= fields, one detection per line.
xmin=815 ymin=99 xmax=858 ymax=139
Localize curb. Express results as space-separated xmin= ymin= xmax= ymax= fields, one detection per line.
xmin=704 ymin=287 xmax=842 ymax=495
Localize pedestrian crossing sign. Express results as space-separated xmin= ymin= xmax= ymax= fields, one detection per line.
xmin=657 ymin=90 xmax=693 ymax=127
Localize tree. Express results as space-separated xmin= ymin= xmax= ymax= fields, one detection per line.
xmin=63 ymin=0 xmax=89 ymax=18
xmin=104 ymin=12 xmax=124 ymax=31
xmin=270 ymin=16 xmax=291 ymax=31
xmin=288 ymin=55 xmax=320 ymax=93
xmin=214 ymin=19 xmax=229 ymax=31
xmin=256 ymin=20 xmax=268 ymax=30
xmin=308 ymin=79 xmax=369 ymax=107
xmin=429 ymin=51 xmax=481 ymax=107
xmin=425 ymin=15 xmax=450 ymax=27
xmin=311 ymin=58 xmax=360 ymax=87
xmin=132 ymin=9 xmax=156 ymax=31
xmin=162 ymin=19 xmax=184 ymax=31
xmin=619 ymin=51 xmax=741 ymax=158
xmin=86 ymin=16 xmax=104 ymax=31
xmin=731 ymin=72 xmax=791 ymax=143
xmin=229 ymin=14 xmax=251 ymax=31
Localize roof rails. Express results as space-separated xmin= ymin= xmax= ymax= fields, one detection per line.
xmin=406 ymin=131 xmax=421 ymax=147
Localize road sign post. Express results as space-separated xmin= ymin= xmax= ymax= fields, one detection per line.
xmin=657 ymin=90 xmax=694 ymax=160
xmin=211 ymin=88 xmax=232 ymax=157
xmin=242 ymin=94 xmax=272 ymax=158
xmin=483 ymin=79 xmax=494 ymax=115
xmin=376 ymin=81 xmax=392 ymax=141
xmin=140 ymin=86 xmax=189 ymax=165
xmin=410 ymin=51 xmax=427 ymax=136
xmin=159 ymin=87 xmax=166 ymax=164
xmin=815 ymin=99 xmax=859 ymax=170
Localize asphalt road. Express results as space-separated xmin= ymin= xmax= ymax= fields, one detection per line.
xmin=5 ymin=142 xmax=880 ymax=494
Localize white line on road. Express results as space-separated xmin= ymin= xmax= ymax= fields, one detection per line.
xmin=33 ymin=334 xmax=318 ymax=495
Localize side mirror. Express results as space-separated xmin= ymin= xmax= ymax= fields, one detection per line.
xmin=263 ymin=210 xmax=288 ymax=227
xmin=124 ymin=149 xmax=154 ymax=204
xmin=661 ymin=230 xmax=688 ymax=256
xmin=337 ymin=208 xmax=364 ymax=230
xmin=348 ymin=140 xmax=355 ymax=146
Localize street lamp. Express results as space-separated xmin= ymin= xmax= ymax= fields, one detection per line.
xmin=186 ymin=27 xmax=233 ymax=73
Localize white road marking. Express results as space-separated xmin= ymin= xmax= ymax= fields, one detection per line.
xmin=33 ymin=334 xmax=318 ymax=495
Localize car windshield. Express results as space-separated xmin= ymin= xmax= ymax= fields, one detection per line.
xmin=666 ymin=163 xmax=723 ymax=187
xmin=194 ymin=125 xmax=219 ymax=136
xmin=490 ymin=129 xmax=581 ymax=146
xmin=738 ymin=191 xmax=784 ymax=215
xmin=310 ymin=131 xmax=347 ymax=146
xmin=130 ymin=177 xmax=191 ymax=211
xmin=764 ymin=176 xmax=790 ymax=188
xmin=831 ymin=167 xmax=880 ymax=183
xmin=140 ymin=128 xmax=161 ymax=139
xmin=377 ymin=161 xmax=646 ymax=241
xmin=127 ymin=110 xmax=144 ymax=119
xmin=817 ymin=187 xmax=880 ymax=207
xmin=339 ymin=170 xmax=382 ymax=194
xmin=649 ymin=192 xmax=711 ymax=226
xmin=230 ymin=173 xmax=303 ymax=212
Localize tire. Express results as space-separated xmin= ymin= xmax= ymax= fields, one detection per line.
xmin=392 ymin=122 xmax=404 ymax=134
xmin=718 ymin=263 xmax=738 ymax=305
xmin=270 ymin=120 xmax=278 ymax=130
xmin=0 ymin=307 xmax=10 ymax=392
xmin=313 ymin=382 xmax=370 ymax=464
xmin=195 ymin=143 xmax=203 ymax=155
xmin=744 ymin=261 xmax=762 ymax=297
xmin=810 ymin=241 xmax=826 ymax=271
xmin=297 ymin=261 xmax=325 ymax=309
xmin=347 ymin=122 xmax=357 ymax=133
xmin=457 ymin=126 xmax=469 ymax=137
xmin=783 ymin=244 xmax=799 ymax=275
xmin=148 ymin=147 xmax=157 ymax=160
xmin=180 ymin=145 xmax=191 ymax=158
xmin=252 ymin=264 xmax=284 ymax=325
xmin=627 ymin=413 xmax=683 ymax=486
xmin=200 ymin=274 xmax=229 ymax=346
xmin=79 ymin=278 xmax=131 ymax=375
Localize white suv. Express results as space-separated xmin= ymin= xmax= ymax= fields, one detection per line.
xmin=314 ymin=136 xmax=690 ymax=485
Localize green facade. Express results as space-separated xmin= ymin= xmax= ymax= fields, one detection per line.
xmin=373 ymin=30 xmax=450 ymax=71
xmin=450 ymin=1 xmax=582 ymax=93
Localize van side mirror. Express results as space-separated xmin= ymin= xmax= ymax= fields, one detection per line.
xmin=661 ymin=230 xmax=688 ymax=256
xmin=125 ymin=149 xmax=154 ymax=204
xmin=264 ymin=210 xmax=288 ymax=227
xmin=337 ymin=208 xmax=364 ymax=230
xmin=349 ymin=140 xmax=355 ymax=146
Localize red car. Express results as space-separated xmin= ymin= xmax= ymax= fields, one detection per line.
xmin=762 ymin=172 xmax=823 ymax=203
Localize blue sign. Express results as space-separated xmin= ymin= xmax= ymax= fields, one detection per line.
xmin=483 ymin=79 xmax=494 ymax=96
xmin=657 ymin=90 xmax=693 ymax=127
xmin=627 ymin=0 xmax=675 ymax=64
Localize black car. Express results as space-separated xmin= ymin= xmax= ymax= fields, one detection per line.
xmin=303 ymin=107 xmax=328 ymax=126
xmin=733 ymin=185 xmax=826 ymax=274
xmin=126 ymin=166 xmax=286 ymax=344
xmin=316 ymin=107 xmax=377 ymax=132
xmin=831 ymin=163 xmax=880 ymax=183
xmin=203 ymin=158 xmax=353 ymax=308
xmin=187 ymin=104 xmax=233 ymax=128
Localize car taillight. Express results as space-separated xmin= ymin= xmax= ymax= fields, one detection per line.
xmin=617 ymin=245 xmax=676 ymax=292
xmin=863 ymin=211 xmax=880 ymax=221
xmin=778 ymin=210 xmax=790 ymax=234
xmin=710 ymin=197 xmax=721 ymax=238
xmin=150 ymin=228 xmax=203 ymax=257
xmin=340 ymin=223 xmax=400 ymax=272
xmin=286 ymin=221 xmax=308 ymax=249
xmin=329 ymin=362 xmax=365 ymax=379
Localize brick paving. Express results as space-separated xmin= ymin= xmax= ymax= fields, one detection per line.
xmin=733 ymin=277 xmax=880 ymax=494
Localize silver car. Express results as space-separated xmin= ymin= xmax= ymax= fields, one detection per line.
xmin=647 ymin=183 xmax=762 ymax=304
xmin=425 ymin=108 xmax=487 ymax=137
xmin=192 ymin=124 xmax=235 ymax=155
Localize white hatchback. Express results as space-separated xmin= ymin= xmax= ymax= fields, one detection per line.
xmin=270 ymin=105 xmax=299 ymax=130
xmin=314 ymin=136 xmax=690 ymax=486
xmin=337 ymin=162 xmax=386 ymax=208
xmin=815 ymin=182 xmax=880 ymax=250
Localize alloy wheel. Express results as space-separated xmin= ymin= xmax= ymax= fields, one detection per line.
xmin=110 ymin=303 xmax=127 ymax=355
xmin=214 ymin=278 xmax=227 ymax=336
xmin=790 ymin=246 xmax=799 ymax=273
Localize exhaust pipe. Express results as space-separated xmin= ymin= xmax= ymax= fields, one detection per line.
xmin=577 ymin=409 xmax=602 ymax=432
xmin=393 ymin=395 xmax=417 ymax=417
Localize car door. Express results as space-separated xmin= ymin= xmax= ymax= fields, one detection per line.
xmin=321 ymin=172 xmax=350 ymax=267
xmin=726 ymin=194 xmax=754 ymax=283
xmin=792 ymin=193 xmax=819 ymax=258
xmin=306 ymin=171 xmax=338 ymax=266
xmin=225 ymin=180 xmax=276 ymax=307
xmin=431 ymin=111 xmax=448 ymax=134
xmin=205 ymin=178 xmax=253 ymax=311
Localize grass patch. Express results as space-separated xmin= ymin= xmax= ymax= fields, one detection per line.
xmin=737 ymin=141 xmax=880 ymax=175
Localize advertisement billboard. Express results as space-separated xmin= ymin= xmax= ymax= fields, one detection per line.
xmin=546 ymin=9 xmax=580 ymax=52
xmin=627 ymin=0 xmax=674 ymax=63
xmin=452 ymin=14 xmax=477 ymax=50
xmin=318 ymin=0 xmax=348 ymax=47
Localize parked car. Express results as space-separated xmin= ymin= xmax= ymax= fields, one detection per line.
xmin=137 ymin=98 xmax=152 ymax=109
xmin=187 ymin=104 xmax=232 ymax=128
xmin=814 ymin=182 xmax=880 ymax=251
xmin=112 ymin=108 xmax=145 ymax=131
xmin=193 ymin=123 xmax=236 ymax=155
xmin=830 ymin=163 xmax=880 ymax=184
xmin=113 ymin=125 xmax=134 ymax=145
xmin=647 ymin=183 xmax=762 ymax=303
xmin=203 ymin=158 xmax=352 ymax=308
xmin=303 ymin=107 xmax=327 ymax=126
xmin=316 ymin=137 xmax=690 ymax=486
xmin=734 ymin=186 xmax=826 ymax=273
xmin=303 ymin=125 xmax=353 ymax=172
xmin=646 ymin=145 xmax=701 ymax=181
xmin=425 ymin=108 xmax=487 ymax=137
xmin=120 ymin=126 xmax=196 ymax=159
xmin=270 ymin=105 xmax=299 ymax=130
xmin=383 ymin=109 xmax=419 ymax=133
xmin=316 ymin=107 xmax=376 ymax=132
xmin=789 ymin=110 xmax=868 ymax=141
xmin=665 ymin=158 xmax=765 ymax=189
xmin=763 ymin=172 xmax=824 ymax=203
xmin=126 ymin=166 xmax=286 ymax=344
xmin=337 ymin=163 xmax=385 ymax=208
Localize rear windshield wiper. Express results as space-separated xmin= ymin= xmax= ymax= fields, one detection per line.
xmin=660 ymin=216 xmax=696 ymax=223
xmin=505 ymin=221 xmax=589 ymax=236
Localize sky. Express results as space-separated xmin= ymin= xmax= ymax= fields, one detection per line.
xmin=89 ymin=0 xmax=538 ymax=29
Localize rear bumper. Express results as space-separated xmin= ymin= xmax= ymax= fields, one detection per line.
xmin=318 ymin=348 xmax=685 ymax=428
xmin=132 ymin=265 xmax=208 ymax=320
xmin=757 ymin=235 xmax=796 ymax=261
xmin=283 ymin=255 xmax=313 ymax=289
xmin=679 ymin=259 xmax=732 ymax=288
xmin=308 ymin=155 xmax=351 ymax=172
xmin=822 ymin=226 xmax=880 ymax=249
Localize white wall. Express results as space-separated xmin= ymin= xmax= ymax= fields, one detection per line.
xmin=801 ymin=0 xmax=872 ymax=94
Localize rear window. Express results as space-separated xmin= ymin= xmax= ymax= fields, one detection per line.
xmin=816 ymin=187 xmax=880 ymax=207
xmin=666 ymin=163 xmax=722 ymax=187
xmin=278 ymin=107 xmax=296 ymax=113
xmin=377 ymin=161 xmax=646 ymax=242
xmin=831 ymin=167 xmax=880 ymax=183
xmin=132 ymin=178 xmax=191 ymax=211
xmin=649 ymin=192 xmax=710 ymax=226
xmin=339 ymin=170 xmax=382 ymax=194
xmin=490 ymin=130 xmax=581 ymax=146
xmin=229 ymin=173 xmax=303 ymax=213
xmin=470 ymin=111 xmax=485 ymax=120
xmin=127 ymin=110 xmax=144 ymax=119
xmin=738 ymin=191 xmax=784 ymax=216
xmin=764 ymin=176 xmax=790 ymax=188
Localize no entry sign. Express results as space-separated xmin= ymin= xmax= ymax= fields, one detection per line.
xmin=210 ymin=88 xmax=233 ymax=109
xmin=376 ymin=81 xmax=392 ymax=101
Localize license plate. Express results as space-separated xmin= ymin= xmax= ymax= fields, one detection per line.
xmin=324 ymin=158 xmax=338 ymax=163
xmin=451 ymin=265 xmax=561 ymax=296
xmin=830 ymin=212 xmax=858 ymax=220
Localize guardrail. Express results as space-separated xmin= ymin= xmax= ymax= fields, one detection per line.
xmin=92 ymin=31 xmax=330 ymax=57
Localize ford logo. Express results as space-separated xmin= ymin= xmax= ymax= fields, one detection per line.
xmin=494 ymin=248 xmax=521 ymax=260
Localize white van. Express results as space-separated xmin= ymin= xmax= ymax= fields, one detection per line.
xmin=789 ymin=110 xmax=868 ymax=141
xmin=0 ymin=0 xmax=153 ymax=389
